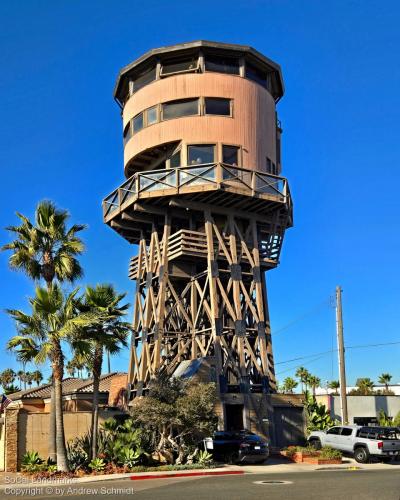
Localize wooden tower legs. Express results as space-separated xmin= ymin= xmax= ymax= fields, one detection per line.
xmin=127 ymin=210 xmax=277 ymax=403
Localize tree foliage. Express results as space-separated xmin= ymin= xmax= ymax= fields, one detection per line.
xmin=130 ymin=373 xmax=218 ymax=464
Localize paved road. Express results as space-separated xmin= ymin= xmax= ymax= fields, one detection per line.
xmin=1 ymin=469 xmax=399 ymax=500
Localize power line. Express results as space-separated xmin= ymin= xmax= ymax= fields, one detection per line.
xmin=276 ymin=354 xmax=327 ymax=376
xmin=275 ymin=349 xmax=336 ymax=365
xmin=276 ymin=340 xmax=400 ymax=367
xmin=347 ymin=341 xmax=400 ymax=350
xmin=273 ymin=298 xmax=331 ymax=336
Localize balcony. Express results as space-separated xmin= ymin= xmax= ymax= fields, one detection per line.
xmin=103 ymin=163 xmax=291 ymax=222
xmin=128 ymin=228 xmax=282 ymax=279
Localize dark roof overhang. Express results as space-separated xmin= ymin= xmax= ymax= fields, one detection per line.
xmin=114 ymin=40 xmax=284 ymax=104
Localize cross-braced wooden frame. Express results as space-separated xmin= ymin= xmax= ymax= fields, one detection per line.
xmin=128 ymin=209 xmax=281 ymax=398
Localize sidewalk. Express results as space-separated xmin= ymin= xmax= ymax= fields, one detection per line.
xmin=240 ymin=456 xmax=400 ymax=474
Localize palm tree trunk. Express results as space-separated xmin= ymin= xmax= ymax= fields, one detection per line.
xmin=107 ymin=350 xmax=111 ymax=374
xmin=48 ymin=379 xmax=57 ymax=463
xmin=91 ymin=344 xmax=103 ymax=460
xmin=52 ymin=341 xmax=69 ymax=472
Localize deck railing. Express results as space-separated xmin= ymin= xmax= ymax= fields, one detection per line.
xmin=103 ymin=163 xmax=289 ymax=219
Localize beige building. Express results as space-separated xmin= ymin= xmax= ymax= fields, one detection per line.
xmin=0 ymin=373 xmax=127 ymax=471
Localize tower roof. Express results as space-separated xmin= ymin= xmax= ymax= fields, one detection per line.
xmin=114 ymin=40 xmax=284 ymax=103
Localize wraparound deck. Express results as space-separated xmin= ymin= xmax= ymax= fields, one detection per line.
xmin=103 ymin=163 xmax=292 ymax=222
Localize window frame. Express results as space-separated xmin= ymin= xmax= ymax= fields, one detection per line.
xmin=160 ymin=55 xmax=200 ymax=77
xmin=221 ymin=144 xmax=241 ymax=167
xmin=132 ymin=112 xmax=144 ymax=134
xmin=167 ymin=146 xmax=182 ymax=169
xmin=245 ymin=60 xmax=270 ymax=90
xmin=204 ymin=53 xmax=241 ymax=76
xmin=145 ymin=105 xmax=159 ymax=127
xmin=130 ymin=65 xmax=157 ymax=95
xmin=326 ymin=427 xmax=342 ymax=435
xmin=161 ymin=98 xmax=200 ymax=121
xmin=204 ymin=97 xmax=233 ymax=117
xmin=187 ymin=143 xmax=216 ymax=166
xmin=123 ymin=121 xmax=132 ymax=147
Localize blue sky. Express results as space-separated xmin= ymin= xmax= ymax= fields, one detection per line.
xmin=1 ymin=0 xmax=399 ymax=387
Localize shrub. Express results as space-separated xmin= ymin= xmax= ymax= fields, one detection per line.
xmin=88 ymin=458 xmax=105 ymax=472
xmin=282 ymin=446 xmax=316 ymax=457
xmin=21 ymin=451 xmax=45 ymax=472
xmin=116 ymin=447 xmax=143 ymax=468
xmin=319 ymin=446 xmax=342 ymax=460
xmin=66 ymin=441 xmax=89 ymax=471
xmin=197 ymin=450 xmax=213 ymax=466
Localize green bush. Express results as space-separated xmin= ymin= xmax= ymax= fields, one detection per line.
xmin=21 ymin=451 xmax=45 ymax=472
xmin=319 ymin=446 xmax=342 ymax=459
xmin=283 ymin=445 xmax=342 ymax=460
xmin=116 ymin=447 xmax=143 ymax=468
xmin=197 ymin=450 xmax=213 ymax=466
xmin=88 ymin=458 xmax=105 ymax=472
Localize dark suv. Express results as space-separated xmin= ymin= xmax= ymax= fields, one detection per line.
xmin=204 ymin=430 xmax=269 ymax=464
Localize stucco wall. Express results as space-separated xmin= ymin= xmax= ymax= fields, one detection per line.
xmin=316 ymin=395 xmax=400 ymax=423
xmin=16 ymin=410 xmax=122 ymax=469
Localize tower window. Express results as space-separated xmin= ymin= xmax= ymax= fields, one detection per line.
xmin=131 ymin=66 xmax=156 ymax=93
xmin=133 ymin=113 xmax=144 ymax=133
xmin=266 ymin=157 xmax=278 ymax=175
xmin=205 ymin=55 xmax=240 ymax=75
xmin=170 ymin=149 xmax=181 ymax=168
xmin=205 ymin=98 xmax=231 ymax=116
xmin=146 ymin=105 xmax=158 ymax=125
xmin=188 ymin=145 xmax=215 ymax=165
xmin=161 ymin=56 xmax=199 ymax=76
xmin=246 ymin=62 xmax=269 ymax=89
xmin=223 ymin=145 xmax=239 ymax=166
xmin=162 ymin=98 xmax=199 ymax=120
xmin=123 ymin=121 xmax=132 ymax=146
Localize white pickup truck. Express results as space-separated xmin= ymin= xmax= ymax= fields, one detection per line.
xmin=308 ymin=425 xmax=400 ymax=463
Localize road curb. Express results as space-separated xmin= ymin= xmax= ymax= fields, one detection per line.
xmin=130 ymin=470 xmax=244 ymax=480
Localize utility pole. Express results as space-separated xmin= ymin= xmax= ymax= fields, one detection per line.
xmin=336 ymin=286 xmax=348 ymax=424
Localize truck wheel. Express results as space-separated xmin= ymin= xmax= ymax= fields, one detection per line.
xmin=309 ymin=439 xmax=322 ymax=450
xmin=354 ymin=447 xmax=370 ymax=464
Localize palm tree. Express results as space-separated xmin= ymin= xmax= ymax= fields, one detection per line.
xmin=16 ymin=370 xmax=25 ymax=390
xmin=31 ymin=370 xmax=43 ymax=387
xmin=355 ymin=378 xmax=374 ymax=396
xmin=282 ymin=377 xmax=298 ymax=394
xmin=295 ymin=366 xmax=310 ymax=394
xmin=2 ymin=200 xmax=86 ymax=290
xmin=2 ymin=200 xmax=86 ymax=462
xmin=77 ymin=284 xmax=130 ymax=459
xmin=378 ymin=373 xmax=392 ymax=393
xmin=0 ymin=368 xmax=16 ymax=391
xmin=308 ymin=375 xmax=321 ymax=396
xmin=65 ymin=360 xmax=76 ymax=377
xmin=7 ymin=285 xmax=100 ymax=471
xmin=328 ymin=380 xmax=340 ymax=395
xmin=25 ymin=372 xmax=34 ymax=388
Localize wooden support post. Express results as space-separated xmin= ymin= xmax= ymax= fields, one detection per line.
xmin=204 ymin=211 xmax=223 ymax=392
